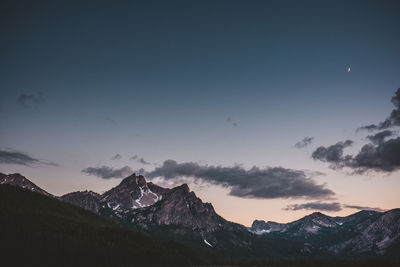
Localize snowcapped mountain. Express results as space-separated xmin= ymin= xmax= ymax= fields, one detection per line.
xmin=100 ymin=174 xmax=166 ymax=211
xmin=59 ymin=174 xmax=167 ymax=214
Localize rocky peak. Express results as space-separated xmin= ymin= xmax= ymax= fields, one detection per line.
xmin=136 ymin=175 xmax=146 ymax=187
xmin=101 ymin=173 xmax=163 ymax=210
xmin=0 ymin=173 xmax=52 ymax=197
xmin=172 ymin=183 xmax=190 ymax=194
xmin=128 ymin=183 xmax=225 ymax=233
xmin=250 ymin=219 xmax=286 ymax=234
xmin=60 ymin=190 xmax=101 ymax=213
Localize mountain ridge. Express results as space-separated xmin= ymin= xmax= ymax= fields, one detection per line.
xmin=1 ymin=171 xmax=399 ymax=259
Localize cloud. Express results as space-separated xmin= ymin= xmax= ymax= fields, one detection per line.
xmin=312 ymin=136 xmax=400 ymax=173
xmin=128 ymin=154 xmax=151 ymax=164
xmin=142 ymin=160 xmax=335 ymax=199
xmin=311 ymin=140 xmax=353 ymax=168
xmin=138 ymin=157 xmax=150 ymax=165
xmin=366 ymin=130 xmax=394 ymax=145
xmin=81 ymin=165 xmax=133 ymax=179
xmin=313 ymin=90 xmax=400 ymax=173
xmin=16 ymin=93 xmax=44 ymax=107
xmin=111 ymin=154 xmax=122 ymax=160
xmin=358 ymin=88 xmax=400 ymax=131
xmin=344 ymin=205 xmax=385 ymax=212
xmin=295 ymin=137 xmax=314 ymax=149
xmin=226 ymin=117 xmax=238 ymax=127
xmin=0 ymin=149 xmax=57 ymax=166
xmin=129 ymin=155 xmax=138 ymax=160
xmin=349 ymin=137 xmax=400 ymax=173
xmin=284 ymin=202 xmax=342 ymax=212
xmin=283 ymin=202 xmax=385 ymax=212
xmin=357 ymin=124 xmax=378 ymax=132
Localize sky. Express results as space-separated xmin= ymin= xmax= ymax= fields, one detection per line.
xmin=1 ymin=0 xmax=400 ymax=226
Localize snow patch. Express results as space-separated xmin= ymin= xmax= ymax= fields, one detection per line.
xmin=204 ymin=239 xmax=213 ymax=247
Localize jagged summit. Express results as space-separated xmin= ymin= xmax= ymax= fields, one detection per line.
xmin=0 ymin=172 xmax=52 ymax=197
xmin=172 ymin=183 xmax=190 ymax=193
xmin=101 ymin=173 xmax=164 ymax=210
xmin=128 ymin=180 xmax=225 ymax=233
xmin=60 ymin=190 xmax=101 ymax=213
xmin=251 ymin=220 xmax=286 ymax=234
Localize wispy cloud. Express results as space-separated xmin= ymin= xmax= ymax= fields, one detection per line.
xmin=81 ymin=165 xmax=133 ymax=179
xmin=284 ymin=202 xmax=385 ymax=212
xmin=16 ymin=93 xmax=44 ymax=107
xmin=344 ymin=204 xmax=385 ymax=212
xmin=295 ymin=137 xmax=314 ymax=149
xmin=226 ymin=117 xmax=238 ymax=127
xmin=141 ymin=160 xmax=334 ymax=199
xmin=138 ymin=157 xmax=150 ymax=165
xmin=358 ymin=88 xmax=400 ymax=131
xmin=284 ymin=202 xmax=342 ymax=212
xmin=0 ymin=149 xmax=57 ymax=166
xmin=111 ymin=154 xmax=122 ymax=160
xmin=129 ymin=154 xmax=151 ymax=165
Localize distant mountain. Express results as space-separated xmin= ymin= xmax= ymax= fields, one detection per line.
xmin=2 ymin=171 xmax=400 ymax=260
xmin=286 ymin=212 xmax=340 ymax=235
xmin=249 ymin=209 xmax=400 ymax=257
xmin=249 ymin=211 xmax=381 ymax=236
xmin=329 ymin=209 xmax=400 ymax=255
xmin=59 ymin=174 xmax=167 ymax=214
xmin=59 ymin=190 xmax=101 ymax=213
xmin=0 ymin=172 xmax=52 ymax=197
xmin=251 ymin=220 xmax=286 ymax=234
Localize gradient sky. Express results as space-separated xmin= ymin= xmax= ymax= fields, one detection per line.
xmin=1 ymin=0 xmax=400 ymax=226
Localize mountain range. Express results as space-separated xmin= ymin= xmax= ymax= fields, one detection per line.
xmin=1 ymin=172 xmax=399 ymax=263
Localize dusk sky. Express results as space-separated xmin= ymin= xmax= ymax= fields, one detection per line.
xmin=1 ymin=0 xmax=400 ymax=226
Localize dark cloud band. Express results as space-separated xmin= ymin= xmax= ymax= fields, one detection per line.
xmin=284 ymin=202 xmax=384 ymax=212
xmin=82 ymin=166 xmax=133 ymax=179
xmin=142 ymin=160 xmax=334 ymax=199
xmin=284 ymin=202 xmax=342 ymax=212
xmin=312 ymin=136 xmax=400 ymax=173
xmin=0 ymin=150 xmax=57 ymax=166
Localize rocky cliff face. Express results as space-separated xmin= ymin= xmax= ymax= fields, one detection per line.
xmin=59 ymin=190 xmax=101 ymax=213
xmin=251 ymin=220 xmax=286 ymax=234
xmin=127 ymin=183 xmax=226 ymax=233
xmin=329 ymin=209 xmax=400 ymax=255
xmin=100 ymin=174 xmax=165 ymax=211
